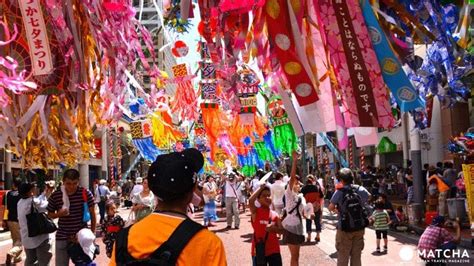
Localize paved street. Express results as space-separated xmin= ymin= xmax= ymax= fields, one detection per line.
xmin=0 ymin=206 xmax=434 ymax=265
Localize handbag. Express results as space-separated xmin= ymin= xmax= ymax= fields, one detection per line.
xmin=3 ymin=191 xmax=9 ymax=220
xmin=82 ymin=189 xmax=91 ymax=223
xmin=124 ymin=211 xmax=136 ymax=228
xmin=26 ymin=198 xmax=57 ymax=237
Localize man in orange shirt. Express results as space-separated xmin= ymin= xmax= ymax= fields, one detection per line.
xmin=428 ymin=171 xmax=450 ymax=217
xmin=110 ymin=148 xmax=227 ymax=265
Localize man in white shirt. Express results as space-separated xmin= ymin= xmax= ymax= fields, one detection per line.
xmin=224 ymin=173 xmax=241 ymax=229
xmin=271 ymin=172 xmax=286 ymax=215
xmin=130 ymin=177 xmax=144 ymax=197
xmin=96 ymin=179 xmax=111 ymax=224
xmin=17 ymin=182 xmax=53 ymax=265
xmin=250 ymin=175 xmax=260 ymax=193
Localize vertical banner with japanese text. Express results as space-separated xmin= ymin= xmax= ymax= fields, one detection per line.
xmin=19 ymin=0 xmax=53 ymax=75
xmin=462 ymin=164 xmax=474 ymax=224
xmin=316 ymin=0 xmax=394 ymax=128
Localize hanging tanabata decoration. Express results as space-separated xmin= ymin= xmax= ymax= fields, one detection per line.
xmin=360 ymin=0 xmax=424 ymax=112
xmin=230 ymin=66 xmax=267 ymax=155
xmin=150 ymin=91 xmax=184 ymax=149
xmin=1 ymin=0 xmax=163 ymax=168
xmin=130 ymin=120 xmax=162 ymax=162
xmin=201 ymin=103 xmax=232 ymax=161
xmin=170 ymin=63 xmax=198 ymax=121
xmin=264 ymin=0 xmax=320 ymax=107
xmin=266 ymin=95 xmax=298 ymax=154
xmin=316 ymin=0 xmax=394 ymax=128
xmin=164 ymin=0 xmax=193 ymax=33
xmin=171 ymin=40 xmax=189 ymax=57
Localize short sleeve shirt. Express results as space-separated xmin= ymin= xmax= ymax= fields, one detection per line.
xmin=2 ymin=190 xmax=20 ymax=221
xmin=251 ymin=207 xmax=280 ymax=256
xmin=47 ymin=187 xmax=94 ymax=240
xmin=418 ymin=226 xmax=455 ymax=258
xmin=330 ymin=185 xmax=371 ymax=228
xmin=108 ymin=213 xmax=227 ymax=266
xmin=282 ymin=186 xmax=306 ymax=235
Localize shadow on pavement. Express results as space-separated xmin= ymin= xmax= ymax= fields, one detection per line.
xmin=370 ymin=251 xmax=387 ymax=256
xmin=240 ymin=233 xmax=253 ymax=243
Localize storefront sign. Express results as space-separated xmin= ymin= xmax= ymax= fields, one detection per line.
xmin=93 ymin=138 xmax=102 ymax=159
xmin=19 ymin=0 xmax=53 ymax=75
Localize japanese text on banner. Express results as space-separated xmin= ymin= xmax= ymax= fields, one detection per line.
xmin=19 ymin=0 xmax=53 ymax=75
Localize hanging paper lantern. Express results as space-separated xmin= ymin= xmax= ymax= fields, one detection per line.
xmin=171 ymin=40 xmax=189 ymax=57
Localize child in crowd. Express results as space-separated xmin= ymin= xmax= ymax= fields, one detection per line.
xmin=69 ymin=228 xmax=100 ymax=266
xmin=395 ymin=206 xmax=406 ymax=225
xmin=369 ymin=199 xmax=391 ymax=253
xmin=101 ymin=201 xmax=125 ymax=258
xmin=249 ymin=184 xmax=284 ymax=265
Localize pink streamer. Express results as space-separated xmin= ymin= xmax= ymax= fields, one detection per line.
xmin=0 ymin=22 xmax=37 ymax=108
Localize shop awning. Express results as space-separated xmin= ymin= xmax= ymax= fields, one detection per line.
xmin=377 ymin=136 xmax=397 ymax=154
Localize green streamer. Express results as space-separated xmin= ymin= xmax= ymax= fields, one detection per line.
xmin=273 ymin=124 xmax=298 ymax=155
xmin=255 ymin=141 xmax=274 ymax=162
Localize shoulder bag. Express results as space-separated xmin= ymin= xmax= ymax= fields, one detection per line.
xmin=27 ymin=198 xmax=57 ymax=237
xmin=82 ymin=188 xmax=91 ymax=223
xmin=3 ymin=191 xmax=9 ymax=220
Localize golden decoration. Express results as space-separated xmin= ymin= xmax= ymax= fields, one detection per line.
xmin=290 ymin=0 xmax=301 ymax=13
xmin=266 ymin=0 xmax=280 ymax=19
xmin=284 ymin=62 xmax=302 ymax=75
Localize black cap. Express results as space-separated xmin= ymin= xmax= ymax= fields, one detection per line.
xmin=148 ymin=148 xmax=204 ymax=201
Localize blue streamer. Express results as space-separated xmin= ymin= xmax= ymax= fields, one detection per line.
xmin=361 ymin=0 xmax=424 ymax=112
xmin=318 ymin=133 xmax=349 ymax=168
xmin=263 ymin=131 xmax=281 ymax=159
xmin=132 ymin=138 xmax=163 ymax=162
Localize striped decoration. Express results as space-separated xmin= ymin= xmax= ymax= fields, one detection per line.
xmin=360 ymin=148 xmax=365 ymax=171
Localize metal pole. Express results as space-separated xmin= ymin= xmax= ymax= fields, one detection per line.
xmin=101 ymin=129 xmax=108 ymax=179
xmin=411 ymin=127 xmax=424 ymax=206
xmin=5 ymin=147 xmax=12 ymax=190
xmin=402 ymin=112 xmax=410 ymax=168
xmin=301 ymin=136 xmax=307 ymax=180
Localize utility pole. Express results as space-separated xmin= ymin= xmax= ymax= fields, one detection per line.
xmin=301 ymin=135 xmax=307 ymax=179
xmin=402 ymin=112 xmax=410 ymax=168
xmin=411 ymin=127 xmax=424 ymax=206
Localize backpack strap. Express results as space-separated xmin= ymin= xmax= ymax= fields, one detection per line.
xmin=115 ymin=225 xmax=136 ymax=265
xmin=82 ymin=188 xmax=88 ymax=203
xmin=147 ymin=218 xmax=204 ymax=264
xmin=288 ymin=197 xmax=302 ymax=220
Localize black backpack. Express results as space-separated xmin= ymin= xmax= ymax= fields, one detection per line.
xmin=339 ymin=185 xmax=369 ymax=232
xmin=115 ymin=218 xmax=204 ymax=265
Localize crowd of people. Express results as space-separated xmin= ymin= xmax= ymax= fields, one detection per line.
xmin=0 ymin=150 xmax=466 ymax=266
